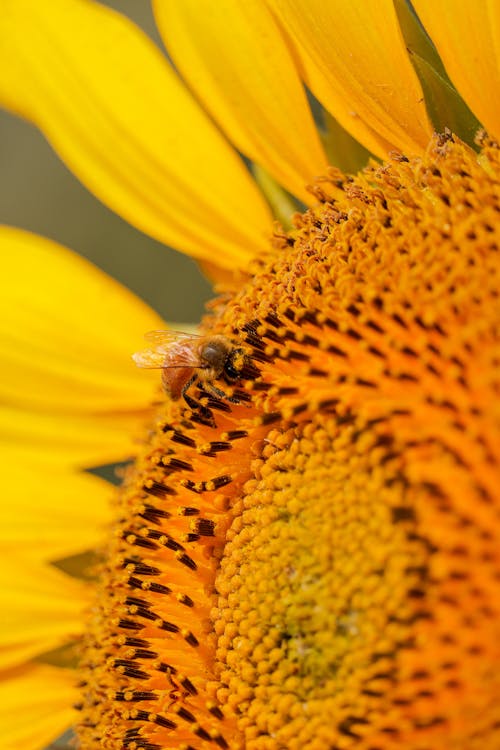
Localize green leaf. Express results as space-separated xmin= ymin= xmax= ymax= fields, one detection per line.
xmin=322 ymin=111 xmax=374 ymax=175
xmin=395 ymin=0 xmax=481 ymax=146
xmin=410 ymin=52 xmax=481 ymax=147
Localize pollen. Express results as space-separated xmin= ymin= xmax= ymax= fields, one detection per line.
xmin=78 ymin=134 xmax=500 ymax=749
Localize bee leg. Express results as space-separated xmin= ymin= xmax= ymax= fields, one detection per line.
xmin=182 ymin=380 xmax=217 ymax=427
xmin=225 ymin=393 xmax=244 ymax=404
xmin=203 ymin=382 xmax=244 ymax=405
xmin=180 ymin=373 xmax=197 ymax=403
xmin=204 ymin=383 xmax=228 ymax=400
xmin=183 ymin=391 xmax=201 ymax=411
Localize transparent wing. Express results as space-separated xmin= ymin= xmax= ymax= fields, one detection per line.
xmin=144 ymin=330 xmax=201 ymax=344
xmin=132 ymin=349 xmax=168 ymax=369
xmin=133 ymin=330 xmax=202 ymax=369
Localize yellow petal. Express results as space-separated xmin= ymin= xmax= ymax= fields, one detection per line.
xmin=0 ymin=640 xmax=68 ymax=672
xmin=154 ymin=0 xmax=329 ymax=205
xmin=270 ymin=0 xmax=433 ymax=158
xmin=0 ymin=561 xmax=89 ymax=667
xmin=0 ymin=227 xmax=160 ymax=467
xmin=412 ymin=0 xmax=500 ymax=141
xmin=0 ymin=664 xmax=77 ymax=750
xmin=0 ymin=407 xmax=150 ymax=470
xmin=0 ymin=462 xmax=112 ymax=563
xmin=0 ymin=227 xmax=163 ymax=414
xmin=0 ymin=0 xmax=273 ymax=268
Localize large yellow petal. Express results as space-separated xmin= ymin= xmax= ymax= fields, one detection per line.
xmin=0 ymin=0 xmax=273 ymax=268
xmin=0 ymin=642 xmax=61 ymax=672
xmin=0 ymin=227 xmax=162 ymax=415
xmin=0 ymin=462 xmax=112 ymax=563
xmin=0 ymin=407 xmax=150 ymax=470
xmin=413 ymin=0 xmax=500 ymax=141
xmin=154 ymin=0 xmax=329 ymax=205
xmin=0 ymin=228 xmax=159 ymax=467
xmin=269 ymin=0 xmax=433 ymax=158
xmin=0 ymin=561 xmax=89 ymax=667
xmin=0 ymin=664 xmax=77 ymax=750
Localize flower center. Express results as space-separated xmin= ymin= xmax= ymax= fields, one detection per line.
xmin=213 ymin=412 xmax=430 ymax=746
xmin=78 ymin=133 xmax=500 ymax=750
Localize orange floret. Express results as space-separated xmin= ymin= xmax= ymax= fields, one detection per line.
xmin=79 ymin=133 xmax=500 ymax=750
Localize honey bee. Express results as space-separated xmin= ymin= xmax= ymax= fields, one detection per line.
xmin=132 ymin=330 xmax=246 ymax=400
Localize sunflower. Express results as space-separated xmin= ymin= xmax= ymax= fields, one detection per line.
xmin=1 ymin=2 xmax=499 ymax=749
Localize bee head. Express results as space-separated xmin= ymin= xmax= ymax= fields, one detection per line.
xmin=223 ymin=347 xmax=248 ymax=381
xmin=199 ymin=337 xmax=230 ymax=372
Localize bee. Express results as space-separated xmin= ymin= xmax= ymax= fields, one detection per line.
xmin=132 ymin=330 xmax=246 ymax=401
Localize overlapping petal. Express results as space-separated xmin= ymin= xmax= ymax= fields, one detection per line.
xmin=413 ymin=0 xmax=500 ymax=142
xmin=269 ymin=0 xmax=433 ymax=158
xmin=155 ymin=0 xmax=328 ymax=204
xmin=0 ymin=461 xmax=112 ymax=563
xmin=0 ymin=0 xmax=273 ymax=268
xmin=0 ymin=560 xmax=90 ymax=669
xmin=1 ymin=227 xmax=163 ymax=415
xmin=0 ymin=228 xmax=162 ymax=467
xmin=0 ymin=664 xmax=78 ymax=750
xmin=0 ymin=406 xmax=152 ymax=469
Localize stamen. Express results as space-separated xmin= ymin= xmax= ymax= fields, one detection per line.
xmin=79 ymin=135 xmax=500 ymax=749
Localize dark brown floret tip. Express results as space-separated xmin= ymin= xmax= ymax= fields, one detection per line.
xmin=78 ymin=136 xmax=500 ymax=750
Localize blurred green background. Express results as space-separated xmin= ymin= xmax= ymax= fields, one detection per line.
xmin=0 ymin=0 xmax=213 ymax=325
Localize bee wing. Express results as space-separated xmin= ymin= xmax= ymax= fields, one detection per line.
xmin=144 ymin=330 xmax=201 ymax=345
xmin=133 ymin=330 xmax=202 ymax=369
xmin=132 ymin=348 xmax=169 ymax=369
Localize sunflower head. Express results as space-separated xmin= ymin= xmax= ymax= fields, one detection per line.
xmin=1 ymin=3 xmax=500 ymax=750
xmin=77 ymin=133 xmax=500 ymax=750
